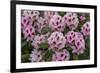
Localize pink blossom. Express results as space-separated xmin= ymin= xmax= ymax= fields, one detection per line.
xmin=23 ymin=25 xmax=35 ymax=41
xmin=48 ymin=31 xmax=66 ymax=51
xmin=29 ymin=49 xmax=42 ymax=62
xmin=65 ymin=31 xmax=75 ymax=44
xmin=49 ymin=14 xmax=65 ymax=32
xmin=31 ymin=35 xmax=46 ymax=49
xmin=71 ymin=32 xmax=85 ymax=55
xmin=22 ymin=10 xmax=40 ymax=22
xmin=21 ymin=16 xmax=33 ymax=30
xmin=33 ymin=17 xmax=48 ymax=33
xmin=52 ymin=49 xmax=70 ymax=61
xmin=44 ymin=11 xmax=57 ymax=24
xmin=65 ymin=31 xmax=85 ymax=55
xmin=63 ymin=12 xmax=79 ymax=30
xmin=81 ymin=21 xmax=90 ymax=36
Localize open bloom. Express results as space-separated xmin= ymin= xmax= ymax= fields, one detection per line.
xmin=22 ymin=10 xmax=40 ymax=22
xmin=72 ymin=32 xmax=85 ymax=55
xmin=63 ymin=12 xmax=79 ymax=30
xmin=49 ymin=14 xmax=65 ymax=32
xmin=81 ymin=21 xmax=90 ymax=36
xmin=65 ymin=31 xmax=85 ymax=55
xmin=23 ymin=25 xmax=35 ymax=41
xmin=44 ymin=11 xmax=57 ymax=24
xmin=29 ymin=49 xmax=42 ymax=62
xmin=33 ymin=17 xmax=48 ymax=33
xmin=21 ymin=16 xmax=33 ymax=30
xmin=48 ymin=31 xmax=66 ymax=51
xmin=31 ymin=35 xmax=46 ymax=49
xmin=65 ymin=31 xmax=75 ymax=44
xmin=52 ymin=49 xmax=70 ymax=61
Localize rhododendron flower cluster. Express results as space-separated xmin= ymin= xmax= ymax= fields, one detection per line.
xmin=48 ymin=31 xmax=66 ymax=51
xmin=31 ymin=35 xmax=46 ymax=49
xmin=33 ymin=17 xmax=48 ymax=33
xmin=52 ymin=49 xmax=70 ymax=61
xmin=49 ymin=14 xmax=65 ymax=32
xmin=81 ymin=21 xmax=90 ymax=37
xmin=22 ymin=10 xmax=40 ymax=22
xmin=21 ymin=10 xmax=90 ymax=63
xmin=63 ymin=12 xmax=79 ymax=30
xmin=21 ymin=16 xmax=35 ymax=41
xmin=65 ymin=31 xmax=85 ymax=55
xmin=44 ymin=11 xmax=57 ymax=24
xmin=29 ymin=49 xmax=42 ymax=62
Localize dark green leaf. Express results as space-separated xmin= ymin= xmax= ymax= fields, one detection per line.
xmin=21 ymin=41 xmax=28 ymax=48
xmin=21 ymin=41 xmax=33 ymax=55
xmin=73 ymin=54 xmax=78 ymax=60
xmin=39 ymin=43 xmax=49 ymax=49
xmin=41 ymin=27 xmax=52 ymax=34
xmin=78 ymin=37 xmax=90 ymax=60
xmin=63 ymin=27 xmax=70 ymax=35
xmin=67 ymin=47 xmax=72 ymax=51
xmin=43 ymin=50 xmax=53 ymax=61
xmin=58 ymin=12 xmax=66 ymax=17
xmin=21 ymin=54 xmax=30 ymax=62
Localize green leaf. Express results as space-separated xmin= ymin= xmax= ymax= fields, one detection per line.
xmin=73 ymin=54 xmax=78 ymax=60
xmin=21 ymin=41 xmax=33 ymax=55
xmin=58 ymin=12 xmax=66 ymax=17
xmin=78 ymin=37 xmax=90 ymax=60
xmin=67 ymin=47 xmax=72 ymax=51
xmin=43 ymin=50 xmax=53 ymax=61
xmin=63 ymin=27 xmax=69 ymax=35
xmin=41 ymin=27 xmax=52 ymax=34
xmin=21 ymin=54 xmax=30 ymax=62
xmin=21 ymin=41 xmax=28 ymax=48
xmin=39 ymin=42 xmax=49 ymax=49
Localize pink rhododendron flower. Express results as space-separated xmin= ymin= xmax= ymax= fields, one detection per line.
xmin=33 ymin=17 xmax=48 ymax=33
xmin=21 ymin=16 xmax=33 ymax=30
xmin=65 ymin=31 xmax=75 ymax=44
xmin=81 ymin=21 xmax=90 ymax=36
xmin=65 ymin=31 xmax=85 ymax=55
xmin=29 ymin=49 xmax=42 ymax=62
xmin=44 ymin=11 xmax=57 ymax=24
xmin=49 ymin=14 xmax=65 ymax=32
xmin=48 ymin=31 xmax=66 ymax=51
xmin=22 ymin=10 xmax=40 ymax=22
xmin=52 ymin=49 xmax=70 ymax=61
xmin=31 ymin=35 xmax=46 ymax=49
xmin=72 ymin=32 xmax=85 ymax=55
xmin=63 ymin=12 xmax=79 ymax=30
xmin=23 ymin=25 xmax=35 ymax=41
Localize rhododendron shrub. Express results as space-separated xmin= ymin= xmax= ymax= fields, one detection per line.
xmin=21 ymin=10 xmax=90 ymax=63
